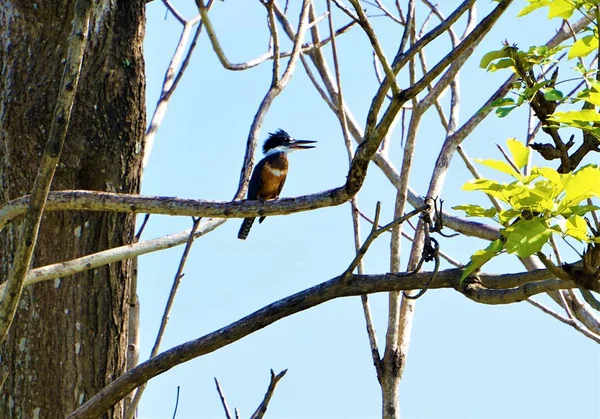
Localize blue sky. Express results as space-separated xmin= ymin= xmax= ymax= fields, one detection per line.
xmin=137 ymin=1 xmax=599 ymax=417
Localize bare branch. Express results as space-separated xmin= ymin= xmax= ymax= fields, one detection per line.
xmin=163 ymin=0 xmax=187 ymax=24
xmin=527 ymin=298 xmax=600 ymax=343
xmin=368 ymin=0 xmax=475 ymax=117
xmin=250 ymin=369 xmax=288 ymax=419
xmin=0 ymin=219 xmax=225 ymax=298
xmin=144 ymin=3 xmax=206 ymax=169
xmin=536 ymin=252 xmax=572 ymax=282
xmin=326 ymin=0 xmax=353 ymax=164
xmin=125 ymin=218 xmax=202 ymax=419
xmin=214 ymin=378 xmax=234 ymax=419
xmin=360 ymin=293 xmax=382 ymax=380
xmin=382 ymin=13 xmax=418 ymax=411
xmin=348 ymin=0 xmax=401 ymax=95
xmin=366 ymin=17 xmax=589 ymax=235
xmin=457 ymin=146 xmax=503 ymax=211
xmin=234 ymin=0 xmax=311 ymax=200
xmin=330 ymin=0 xmax=383 ymax=385
xmin=0 ymin=188 xmax=349 ymax=231
xmin=581 ymin=289 xmax=600 ymax=311
xmin=172 ymin=386 xmax=180 ymax=419
xmin=342 ymin=205 xmax=428 ymax=280
xmin=67 ymin=267 xmax=572 ymax=418
xmin=496 ymin=143 xmax=520 ymax=173
xmin=400 ymin=0 xmax=513 ymax=105
xmin=123 ymin=292 xmax=140 ymax=418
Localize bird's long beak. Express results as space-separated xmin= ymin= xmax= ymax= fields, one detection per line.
xmin=289 ymin=139 xmax=317 ymax=150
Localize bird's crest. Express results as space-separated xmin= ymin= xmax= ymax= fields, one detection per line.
xmin=263 ymin=129 xmax=291 ymax=154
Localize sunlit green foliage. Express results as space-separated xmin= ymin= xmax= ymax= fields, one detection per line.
xmin=454 ymin=139 xmax=600 ymax=281
xmin=480 ymin=1 xmax=600 ymax=121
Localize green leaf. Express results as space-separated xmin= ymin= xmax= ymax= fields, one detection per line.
xmin=561 ymin=164 xmax=600 ymax=207
xmin=518 ymin=0 xmax=552 ymax=17
xmin=532 ymin=166 xmax=561 ymax=187
xmin=498 ymin=209 xmax=522 ymax=225
xmin=518 ymin=0 xmax=575 ymax=19
xmin=462 ymin=178 xmax=503 ymax=192
xmin=524 ymin=80 xmax=553 ymax=99
xmin=491 ymin=97 xmax=516 ymax=107
xmin=576 ymin=89 xmax=600 ymax=107
xmin=475 ymin=158 xmax=519 ymax=176
xmin=506 ymin=138 xmax=529 ymax=169
xmin=561 ymin=204 xmax=600 ymax=217
xmin=547 ymin=0 xmax=576 ymax=19
xmin=503 ymin=217 xmax=551 ymax=257
xmin=480 ymin=49 xmax=511 ymax=69
xmin=550 ymin=109 xmax=600 ymax=124
xmin=527 ymin=45 xmax=549 ymax=58
xmin=569 ymin=35 xmax=599 ymax=59
xmin=505 ymin=187 xmax=549 ymax=212
xmin=565 ymin=215 xmax=589 ymax=241
xmin=543 ymin=88 xmax=563 ymax=101
xmin=453 ymin=204 xmax=498 ymax=218
xmin=487 ymin=58 xmax=515 ymax=72
xmin=496 ymin=106 xmax=517 ymax=117
xmin=528 ymin=179 xmax=559 ymax=203
xmin=462 ymin=178 xmax=512 ymax=203
xmin=460 ymin=239 xmax=504 ymax=283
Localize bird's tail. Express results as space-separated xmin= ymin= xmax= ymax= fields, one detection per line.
xmin=238 ymin=218 xmax=255 ymax=240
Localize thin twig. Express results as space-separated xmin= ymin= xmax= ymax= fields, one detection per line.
xmin=144 ymin=2 xmax=210 ymax=169
xmin=367 ymin=0 xmax=475 ymax=119
xmin=373 ymin=0 xmax=403 ymax=24
xmin=527 ymin=298 xmax=600 ymax=343
xmin=163 ymin=0 xmax=186 ymax=24
xmin=198 ymin=0 xmax=337 ymax=73
xmin=235 ymin=0 xmax=312 ymax=200
xmin=326 ymin=0 xmax=353 ymax=164
xmin=536 ymin=252 xmax=572 ymax=282
xmin=334 ymin=0 xmax=383 ymax=379
xmin=356 ymin=207 xmax=461 ymax=267
xmin=342 ymin=204 xmax=428 ymax=280
xmin=549 ymin=236 xmax=563 ymax=265
xmin=0 ymin=219 xmax=226 ymax=298
xmin=581 ymin=289 xmax=600 ymax=311
xmin=351 ymin=202 xmax=382 ymax=378
xmin=214 ymin=378 xmax=233 ymax=419
xmin=348 ymin=0 xmax=401 ymax=95
xmin=496 ymin=143 xmax=520 ymax=173
xmin=250 ymin=369 xmax=288 ymax=419
xmin=587 ymin=198 xmax=600 ymax=231
xmin=172 ymin=386 xmax=181 ymax=419
xmin=558 ymin=289 xmax=576 ymax=321
xmin=268 ymin=0 xmax=280 ymax=84
xmin=125 ymin=218 xmax=202 ymax=419
xmin=135 ymin=214 xmax=151 ymax=241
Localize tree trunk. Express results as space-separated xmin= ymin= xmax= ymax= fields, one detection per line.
xmin=0 ymin=2 xmax=145 ymax=417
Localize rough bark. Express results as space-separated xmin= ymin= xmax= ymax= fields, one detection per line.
xmin=0 ymin=2 xmax=145 ymax=418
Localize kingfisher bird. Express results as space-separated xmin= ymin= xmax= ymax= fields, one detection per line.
xmin=238 ymin=129 xmax=316 ymax=240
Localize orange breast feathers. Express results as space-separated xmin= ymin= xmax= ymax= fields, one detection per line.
xmin=257 ymin=159 xmax=288 ymax=200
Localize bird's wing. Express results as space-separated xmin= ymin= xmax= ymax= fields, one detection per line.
xmin=247 ymin=159 xmax=265 ymax=199
xmin=275 ymin=175 xmax=287 ymax=198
